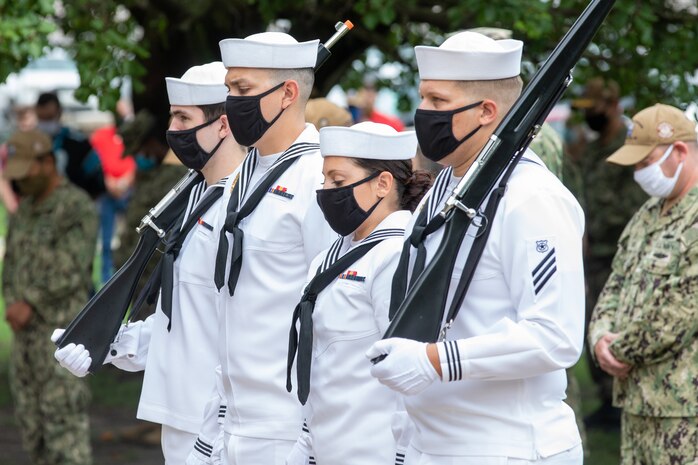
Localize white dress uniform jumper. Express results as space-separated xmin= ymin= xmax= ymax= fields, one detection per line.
xmin=201 ymin=31 xmax=337 ymax=465
xmin=287 ymin=123 xmax=420 ymax=465
xmin=105 ymin=62 xmax=236 ymax=465
xmin=381 ymin=32 xmax=585 ymax=465
xmin=399 ymin=152 xmax=585 ymax=463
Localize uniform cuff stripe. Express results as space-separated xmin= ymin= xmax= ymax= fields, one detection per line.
xmin=194 ymin=438 xmax=213 ymax=457
xmin=438 ymin=341 xmax=464 ymax=382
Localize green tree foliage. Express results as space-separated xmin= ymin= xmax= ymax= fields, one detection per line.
xmin=1 ymin=0 xmax=696 ymax=112
xmin=0 ymin=0 xmax=147 ymax=110
xmin=0 ymin=0 xmax=56 ymax=77
xmin=59 ymin=2 xmax=148 ymax=110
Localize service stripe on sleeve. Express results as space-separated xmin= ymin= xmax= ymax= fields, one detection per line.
xmin=531 ymin=248 xmax=556 ymax=295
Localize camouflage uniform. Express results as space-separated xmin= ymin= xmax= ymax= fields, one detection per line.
xmin=579 ymin=125 xmax=647 ymax=307
xmin=566 ymin=124 xmax=648 ymax=407
xmin=530 ymin=122 xmax=564 ymax=180
xmin=4 ymin=179 xmax=98 ymax=465
xmin=530 ymin=122 xmax=588 ymax=452
xmin=589 ymin=187 xmax=698 ymax=465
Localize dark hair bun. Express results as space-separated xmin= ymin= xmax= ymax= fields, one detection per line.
xmin=402 ymin=170 xmax=434 ymax=212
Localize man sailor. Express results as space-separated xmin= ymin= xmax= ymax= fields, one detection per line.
xmin=53 ymin=61 xmax=246 ymax=464
xmin=366 ymin=31 xmax=586 ymax=465
xmin=188 ymin=32 xmax=336 ymax=465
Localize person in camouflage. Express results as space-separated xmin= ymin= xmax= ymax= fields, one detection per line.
xmin=531 ymin=122 xmax=564 ymax=179
xmin=530 ymin=121 xmax=590 ymax=455
xmin=589 ymin=104 xmax=698 ymax=465
xmin=3 ymin=129 xmax=97 ymax=465
xmin=570 ymin=77 xmax=647 ymax=427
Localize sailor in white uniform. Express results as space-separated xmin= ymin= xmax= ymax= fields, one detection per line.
xmin=53 ymin=62 xmax=245 ymax=464
xmin=285 ymin=122 xmax=432 ymax=465
xmin=191 ymin=32 xmax=337 ymax=465
xmin=366 ymin=32 xmax=586 ymax=465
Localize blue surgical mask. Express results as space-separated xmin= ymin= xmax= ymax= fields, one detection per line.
xmin=37 ymin=120 xmax=61 ymax=136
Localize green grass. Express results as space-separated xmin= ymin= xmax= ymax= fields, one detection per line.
xmin=574 ymin=358 xmax=621 ymax=464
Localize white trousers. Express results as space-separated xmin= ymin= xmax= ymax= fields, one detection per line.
xmin=161 ymin=424 xmax=198 ymax=465
xmin=404 ymin=444 xmax=583 ymax=465
xmin=223 ymin=433 xmax=295 ymax=465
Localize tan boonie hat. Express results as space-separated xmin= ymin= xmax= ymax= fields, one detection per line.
xmin=571 ymin=77 xmax=620 ymax=110
xmin=606 ymin=103 xmax=697 ymax=166
xmin=4 ymin=129 xmax=53 ymax=179
xmin=305 ymin=98 xmax=353 ymax=129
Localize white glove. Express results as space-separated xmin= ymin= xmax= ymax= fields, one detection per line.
xmin=285 ymin=442 xmax=310 ymax=465
xmin=366 ymin=338 xmax=439 ymax=395
xmin=52 ymin=329 xmax=92 ymax=377
xmin=51 ymin=321 xmax=147 ymax=377
xmin=185 ymin=430 xmax=226 ymax=465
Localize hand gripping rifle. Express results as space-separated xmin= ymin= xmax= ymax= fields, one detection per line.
xmin=381 ymin=0 xmax=616 ymax=345
xmin=55 ymin=20 xmax=354 ymax=373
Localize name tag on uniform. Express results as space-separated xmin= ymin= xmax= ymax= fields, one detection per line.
xmin=268 ymin=185 xmax=294 ymax=200
xmin=338 ymin=270 xmax=366 ymax=282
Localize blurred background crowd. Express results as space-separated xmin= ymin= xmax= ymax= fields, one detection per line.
xmin=1 ymin=0 xmax=698 ymax=463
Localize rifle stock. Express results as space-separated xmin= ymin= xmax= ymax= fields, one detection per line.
xmin=384 ymin=0 xmax=616 ymax=343
xmin=56 ymin=170 xmax=202 ymax=372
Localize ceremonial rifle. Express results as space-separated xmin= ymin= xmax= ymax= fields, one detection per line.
xmin=56 ymin=20 xmax=354 ymax=373
xmin=381 ymin=0 xmax=616 ymax=346
xmin=56 ymin=170 xmax=201 ymax=371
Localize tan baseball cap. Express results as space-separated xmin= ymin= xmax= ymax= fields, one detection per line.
xmin=4 ymin=129 xmax=53 ymax=180
xmin=606 ymin=103 xmax=697 ymax=166
xmin=305 ymin=98 xmax=353 ymax=129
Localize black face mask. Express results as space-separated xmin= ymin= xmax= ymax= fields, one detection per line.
xmin=316 ymin=171 xmax=383 ymax=237
xmin=584 ymin=111 xmax=608 ymax=132
xmin=225 ymin=81 xmax=286 ymax=147
xmin=166 ymin=118 xmax=224 ymax=171
xmin=414 ymin=101 xmax=483 ymax=162
xmin=16 ymin=174 xmax=49 ymax=198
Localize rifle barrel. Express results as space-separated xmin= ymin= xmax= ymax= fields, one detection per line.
xmin=383 ymin=0 xmax=616 ymax=344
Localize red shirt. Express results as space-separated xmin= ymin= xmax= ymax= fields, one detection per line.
xmin=90 ymin=125 xmax=136 ymax=178
xmin=368 ymin=110 xmax=404 ymax=132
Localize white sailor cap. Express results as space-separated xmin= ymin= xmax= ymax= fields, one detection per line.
xmin=415 ymin=31 xmax=523 ymax=81
xmin=320 ymin=122 xmax=417 ymax=161
xmin=219 ymin=32 xmax=318 ymax=69
xmin=165 ymin=61 xmax=228 ymax=106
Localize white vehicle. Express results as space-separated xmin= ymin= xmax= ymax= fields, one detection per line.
xmin=0 ymin=49 xmax=110 ymax=140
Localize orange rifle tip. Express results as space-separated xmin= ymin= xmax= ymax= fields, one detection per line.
xmin=344 ymin=20 xmax=354 ymax=30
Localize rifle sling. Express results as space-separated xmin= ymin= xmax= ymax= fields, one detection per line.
xmin=442 ymin=156 xmax=524 ymax=335
xmin=127 ymin=186 xmax=223 ymax=325
xmin=287 ymin=240 xmax=383 ymax=405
